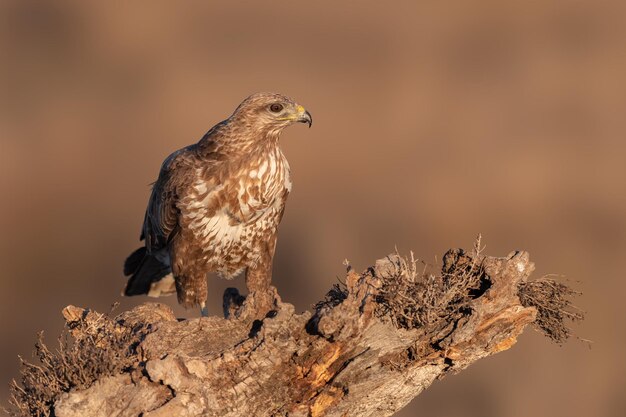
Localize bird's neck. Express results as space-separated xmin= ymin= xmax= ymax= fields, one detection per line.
xmin=196 ymin=119 xmax=281 ymax=158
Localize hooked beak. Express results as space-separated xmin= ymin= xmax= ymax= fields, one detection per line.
xmin=296 ymin=107 xmax=312 ymax=128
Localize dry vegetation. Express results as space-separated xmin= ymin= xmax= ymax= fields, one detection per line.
xmin=519 ymin=277 xmax=585 ymax=343
xmin=7 ymin=308 xmax=140 ymax=417
xmin=314 ymin=238 xmax=489 ymax=333
xmin=374 ymin=247 xmax=488 ymax=330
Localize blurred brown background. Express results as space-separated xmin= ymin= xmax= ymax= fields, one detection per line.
xmin=1 ymin=1 xmax=625 ymax=416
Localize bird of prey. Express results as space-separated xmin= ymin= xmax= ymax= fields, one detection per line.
xmin=123 ymin=92 xmax=312 ymax=317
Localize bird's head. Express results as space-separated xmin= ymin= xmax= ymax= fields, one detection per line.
xmin=229 ymin=92 xmax=312 ymax=138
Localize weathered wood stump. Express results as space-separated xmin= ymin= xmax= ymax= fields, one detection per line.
xmin=8 ymin=246 xmax=582 ymax=417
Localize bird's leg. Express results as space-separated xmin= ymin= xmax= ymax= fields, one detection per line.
xmin=241 ymin=269 xmax=277 ymax=320
xmin=245 ymin=260 xmax=271 ymax=294
xmin=240 ymin=236 xmax=278 ymax=319
xmin=172 ymin=258 xmax=209 ymax=316
xmin=245 ymin=264 xmax=272 ymax=297
xmin=200 ymin=301 xmax=209 ymax=317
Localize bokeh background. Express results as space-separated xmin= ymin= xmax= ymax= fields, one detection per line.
xmin=1 ymin=1 xmax=625 ymax=416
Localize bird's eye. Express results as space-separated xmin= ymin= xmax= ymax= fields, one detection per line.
xmin=269 ymin=103 xmax=284 ymax=113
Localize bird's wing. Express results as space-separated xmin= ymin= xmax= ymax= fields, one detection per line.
xmin=141 ymin=148 xmax=193 ymax=252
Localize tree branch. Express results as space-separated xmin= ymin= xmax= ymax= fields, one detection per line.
xmin=8 ymin=245 xmax=583 ymax=417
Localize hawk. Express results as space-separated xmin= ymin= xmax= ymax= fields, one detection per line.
xmin=123 ymin=92 xmax=312 ymax=317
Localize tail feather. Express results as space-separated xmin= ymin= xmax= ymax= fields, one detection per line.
xmin=123 ymin=247 xmax=172 ymax=296
xmin=124 ymin=247 xmax=147 ymax=276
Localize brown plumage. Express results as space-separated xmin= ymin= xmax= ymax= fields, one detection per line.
xmin=123 ymin=92 xmax=312 ymax=316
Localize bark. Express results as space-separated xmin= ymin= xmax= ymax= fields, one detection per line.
xmin=9 ymin=247 xmax=581 ymax=417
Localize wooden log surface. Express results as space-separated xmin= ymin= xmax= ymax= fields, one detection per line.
xmin=8 ymin=246 xmax=583 ymax=417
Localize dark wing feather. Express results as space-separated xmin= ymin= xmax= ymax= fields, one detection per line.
xmin=142 ymin=148 xmax=189 ymax=252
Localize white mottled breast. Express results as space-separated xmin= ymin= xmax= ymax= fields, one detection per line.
xmin=180 ymin=148 xmax=291 ymax=278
